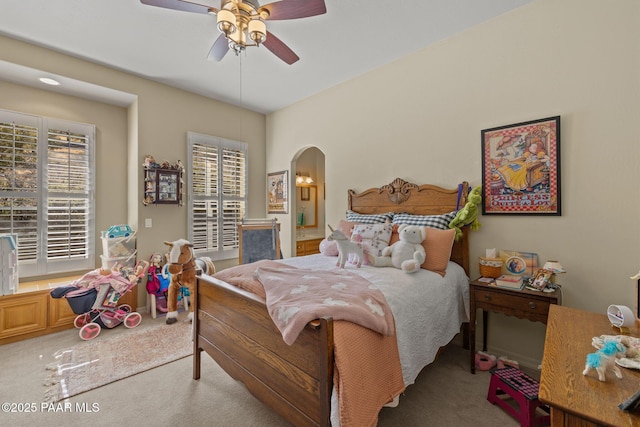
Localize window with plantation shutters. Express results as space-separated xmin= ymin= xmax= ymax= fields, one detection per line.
xmin=188 ymin=132 xmax=247 ymax=261
xmin=0 ymin=109 xmax=95 ymax=278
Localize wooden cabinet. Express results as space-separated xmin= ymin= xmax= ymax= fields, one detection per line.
xmin=0 ymin=285 xmax=137 ymax=344
xmin=48 ymin=295 xmax=78 ymax=328
xmin=143 ymin=166 xmax=183 ymax=206
xmin=468 ymin=278 xmax=561 ymax=373
xmin=296 ymin=238 xmax=323 ymax=256
xmin=0 ymin=293 xmax=48 ymax=340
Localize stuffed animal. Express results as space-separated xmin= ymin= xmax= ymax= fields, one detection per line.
xmin=327 ymin=225 xmax=364 ymax=268
xmin=449 ymin=185 xmax=482 ymax=241
xmin=583 ymin=340 xmax=626 ymax=382
xmin=164 ymin=239 xmax=196 ymax=325
xmin=371 ymin=224 xmax=426 ymax=273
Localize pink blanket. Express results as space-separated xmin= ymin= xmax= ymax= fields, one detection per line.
xmin=213 ymin=261 xmax=405 ymax=425
xmin=255 ymin=266 xmax=395 ymax=345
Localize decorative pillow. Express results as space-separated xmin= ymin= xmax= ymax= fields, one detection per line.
xmin=392 ymin=211 xmax=457 ymax=230
xmin=345 ymin=210 xmax=394 ymax=224
xmin=420 ymin=227 xmax=456 ymax=277
xmin=350 ymin=223 xmax=393 ymax=259
xmin=388 ymin=224 xmax=400 ymax=246
xmin=336 ymin=219 xmax=358 ymax=238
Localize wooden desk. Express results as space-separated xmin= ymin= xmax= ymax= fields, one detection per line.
xmin=469 ymin=278 xmax=560 ymax=373
xmin=539 ymin=305 xmax=640 ymax=426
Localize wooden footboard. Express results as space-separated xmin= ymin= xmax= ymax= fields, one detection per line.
xmin=193 ymin=274 xmax=334 ymax=427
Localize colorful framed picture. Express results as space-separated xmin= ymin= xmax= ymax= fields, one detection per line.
xmin=531 ymin=269 xmax=553 ymax=290
xmin=481 ymin=116 xmax=561 ymax=215
xmin=267 ymin=170 xmax=288 ymax=214
xmin=500 ymin=250 xmax=538 ymax=279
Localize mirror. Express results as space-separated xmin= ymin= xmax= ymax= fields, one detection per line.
xmin=296 ymin=185 xmax=317 ymax=228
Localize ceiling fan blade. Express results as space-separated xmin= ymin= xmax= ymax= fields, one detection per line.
xmin=140 ymin=0 xmax=217 ymax=14
xmin=260 ymin=0 xmax=326 ymax=20
xmin=263 ymin=31 xmax=299 ymax=65
xmin=207 ymin=33 xmax=229 ymax=61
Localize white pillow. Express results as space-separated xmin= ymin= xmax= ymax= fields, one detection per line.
xmin=350 ymin=223 xmax=393 ymax=257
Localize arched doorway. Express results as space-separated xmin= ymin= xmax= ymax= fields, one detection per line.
xmin=291 ymin=146 xmax=325 ymax=256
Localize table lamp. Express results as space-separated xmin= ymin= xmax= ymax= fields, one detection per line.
xmin=543 ymin=260 xmax=565 ymax=285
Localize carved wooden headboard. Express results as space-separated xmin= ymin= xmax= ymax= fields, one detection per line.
xmin=348 ymin=178 xmax=470 ymax=275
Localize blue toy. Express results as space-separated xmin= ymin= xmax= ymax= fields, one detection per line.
xmin=583 ymin=340 xmax=626 ymax=382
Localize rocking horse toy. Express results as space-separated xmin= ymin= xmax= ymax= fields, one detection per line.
xmin=164 ymin=239 xmax=196 ymax=325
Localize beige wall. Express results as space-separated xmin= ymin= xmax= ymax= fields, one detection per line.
xmin=0 ymin=80 xmax=130 ymax=233
xmin=267 ymin=0 xmax=640 ymax=367
xmin=0 ymin=35 xmax=267 ymax=305
xmin=2 ymin=0 xmax=639 ymax=368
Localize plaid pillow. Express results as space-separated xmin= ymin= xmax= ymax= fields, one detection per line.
xmin=392 ymin=211 xmax=457 ymax=230
xmin=345 ymin=210 xmax=394 ymax=224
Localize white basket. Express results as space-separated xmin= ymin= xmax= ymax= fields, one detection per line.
xmin=101 ymin=250 xmax=137 ymax=271
xmin=101 ymin=231 xmax=136 ymax=258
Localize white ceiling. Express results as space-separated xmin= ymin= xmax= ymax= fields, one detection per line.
xmin=0 ymin=0 xmax=532 ymax=114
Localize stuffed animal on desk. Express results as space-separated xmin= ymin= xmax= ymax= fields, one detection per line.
xmin=583 ymin=340 xmax=626 ymax=382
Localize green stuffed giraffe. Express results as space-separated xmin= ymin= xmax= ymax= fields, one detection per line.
xmin=449 ymin=185 xmax=482 ymax=240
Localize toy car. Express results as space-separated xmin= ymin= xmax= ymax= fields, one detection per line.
xmin=107 ymin=224 xmax=132 ymax=238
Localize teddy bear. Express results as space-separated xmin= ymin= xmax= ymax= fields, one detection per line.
xmin=370 ymin=224 xmax=426 ymax=273
xmin=449 ymin=185 xmax=482 ymax=241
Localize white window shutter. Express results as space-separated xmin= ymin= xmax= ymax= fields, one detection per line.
xmin=188 ymin=132 xmax=247 ymax=261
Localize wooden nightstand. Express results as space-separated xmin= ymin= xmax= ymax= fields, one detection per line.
xmin=469 ymin=277 xmax=561 ymax=374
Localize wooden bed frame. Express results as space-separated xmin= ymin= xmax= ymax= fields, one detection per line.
xmin=193 ymin=178 xmax=470 ymax=427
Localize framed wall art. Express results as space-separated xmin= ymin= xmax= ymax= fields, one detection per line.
xmin=481 ymin=116 xmax=561 ymax=215
xmin=267 ymin=170 xmax=288 ymax=214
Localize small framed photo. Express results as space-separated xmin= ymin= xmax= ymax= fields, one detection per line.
xmin=481 ymin=116 xmax=561 ymax=215
xmin=267 ymin=170 xmax=288 ymax=214
xmin=531 ymin=269 xmax=553 ymax=290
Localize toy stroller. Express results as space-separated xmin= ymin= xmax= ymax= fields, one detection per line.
xmin=51 ymin=267 xmax=144 ymax=340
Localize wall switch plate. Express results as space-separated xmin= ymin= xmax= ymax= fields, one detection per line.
xmin=145 ymin=218 xmax=152 ymax=228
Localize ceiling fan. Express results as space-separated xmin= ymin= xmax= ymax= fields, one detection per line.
xmin=140 ymin=0 xmax=327 ymax=65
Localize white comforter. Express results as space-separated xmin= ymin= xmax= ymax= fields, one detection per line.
xmin=281 ymin=255 xmax=470 ymax=425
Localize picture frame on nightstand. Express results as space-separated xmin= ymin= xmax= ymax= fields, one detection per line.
xmin=531 ymin=269 xmax=553 ymax=290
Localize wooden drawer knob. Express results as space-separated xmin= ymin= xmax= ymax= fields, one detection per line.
xmin=484 ymin=294 xmax=492 ymax=301
xmin=529 ymin=302 xmax=536 ymax=309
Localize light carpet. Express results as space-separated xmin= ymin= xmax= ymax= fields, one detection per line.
xmin=43 ymin=319 xmax=192 ymax=403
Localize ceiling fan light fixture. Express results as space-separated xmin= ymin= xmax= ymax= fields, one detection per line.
xmin=248 ymin=19 xmax=266 ymax=45
xmin=216 ymin=9 xmax=236 ymax=36
xmin=229 ymin=40 xmax=244 ymax=55
xmin=141 ymin=0 xmax=327 ymax=64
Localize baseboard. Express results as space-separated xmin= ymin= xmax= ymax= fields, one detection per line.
xmin=486 ymin=344 xmax=542 ymax=372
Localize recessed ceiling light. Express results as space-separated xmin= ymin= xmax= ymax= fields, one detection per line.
xmin=39 ymin=77 xmax=60 ymax=86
